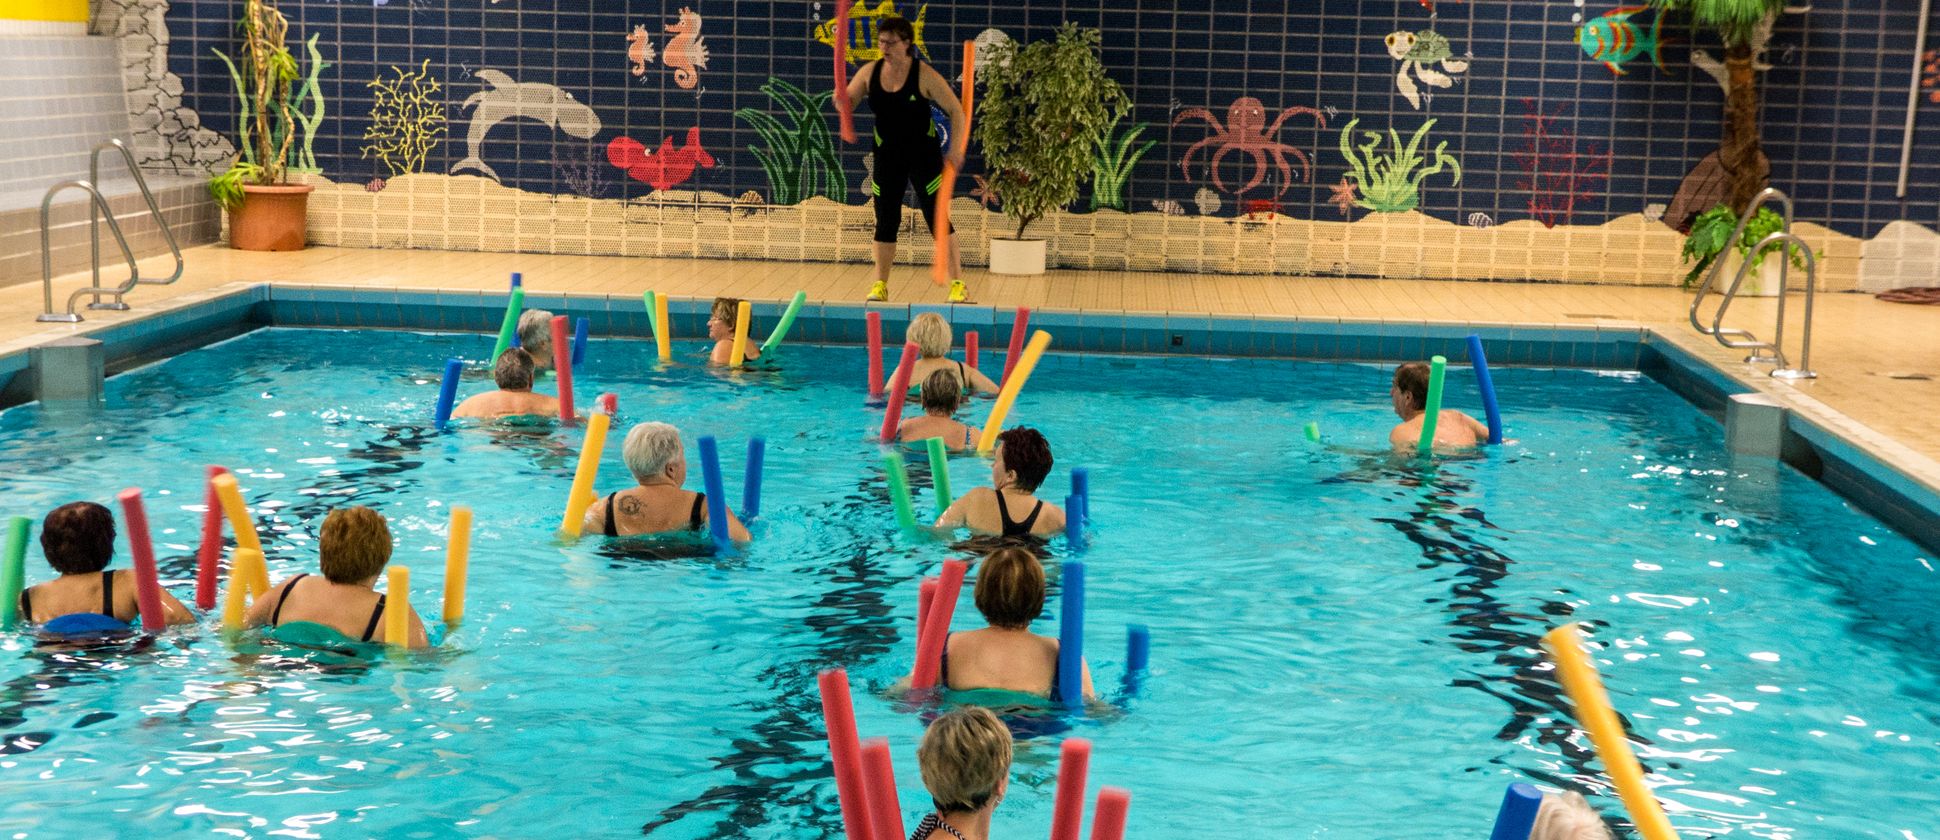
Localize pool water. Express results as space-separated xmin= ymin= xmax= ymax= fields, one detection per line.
xmin=0 ymin=327 xmax=1934 ymax=839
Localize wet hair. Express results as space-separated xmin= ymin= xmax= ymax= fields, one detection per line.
xmin=973 ymin=547 xmax=1044 ymax=629
xmin=40 ymin=501 xmax=115 ymax=575
xmin=1530 ymin=791 xmax=1614 ymax=840
xmin=907 ymin=313 xmax=952 ymax=359
xmin=917 ymin=706 xmax=1012 ymax=815
xmin=517 ymin=310 xmax=554 ymax=358
xmin=878 ymin=16 xmax=916 ymax=47
xmin=711 ymin=297 xmax=743 ymax=325
xmin=494 ymin=347 xmax=536 ymax=391
xmin=319 ymin=506 xmax=393 ymax=584
xmin=622 ymin=422 xmax=683 ymax=483
xmin=921 ymin=369 xmax=962 ymax=414
xmin=1393 ymin=362 xmax=1431 ymax=411
xmin=995 ymin=427 xmax=1052 ymax=492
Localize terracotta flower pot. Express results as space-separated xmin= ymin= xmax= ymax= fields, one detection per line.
xmin=228 ymin=183 xmax=314 ymax=251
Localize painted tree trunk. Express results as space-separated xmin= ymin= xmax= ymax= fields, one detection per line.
xmin=1720 ymin=45 xmax=1768 ymax=213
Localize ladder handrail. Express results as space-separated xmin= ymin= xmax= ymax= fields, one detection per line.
xmin=85 ymin=139 xmax=185 ymax=307
xmin=1688 ymin=186 xmax=1792 ymax=340
xmin=1686 ymin=186 xmax=1818 ymax=379
xmin=39 ymin=180 xmax=141 ymax=323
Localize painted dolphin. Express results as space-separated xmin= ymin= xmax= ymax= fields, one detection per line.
xmin=451 ymin=69 xmax=603 ymax=182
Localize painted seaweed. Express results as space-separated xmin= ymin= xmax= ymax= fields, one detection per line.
xmin=212 ymin=31 xmax=329 ymax=174
xmin=1337 ymin=117 xmax=1460 ymax=213
xmin=361 ymin=60 xmax=448 ymax=177
xmin=1510 ymin=99 xmax=1610 ymax=228
xmin=734 ymin=78 xmax=847 ymax=205
xmin=1089 ymin=114 xmax=1155 ymax=211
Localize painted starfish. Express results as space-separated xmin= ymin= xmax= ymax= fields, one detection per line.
xmin=1328 ymin=177 xmax=1357 ymax=216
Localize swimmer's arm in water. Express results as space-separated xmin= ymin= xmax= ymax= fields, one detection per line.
xmin=964 ymin=366 xmax=1000 ymax=396
xmin=1461 ymin=411 xmax=1492 ymax=442
xmin=1387 ymin=423 xmax=1415 ymax=451
xmin=715 ymin=504 xmax=754 ymax=543
xmin=242 ymin=577 xmax=301 ymax=628
xmin=378 ymin=603 xmax=431 ymax=649
xmin=931 ymin=487 xmax=984 ymax=531
xmin=844 ymin=60 xmax=874 ymax=110
xmin=581 ymin=493 xmax=609 ymax=535
xmin=153 ymin=585 xmax=196 ymax=625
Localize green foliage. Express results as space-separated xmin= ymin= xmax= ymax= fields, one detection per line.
xmin=1337 ymin=117 xmax=1461 ymax=213
xmin=1648 ymin=0 xmax=1787 ymax=47
xmin=1682 ymin=202 xmax=1808 ymax=287
xmin=735 ymin=78 xmax=848 ymax=205
xmin=208 ymin=160 xmax=265 ymax=210
xmin=1089 ymin=115 xmax=1155 ymax=212
xmin=284 ymin=34 xmax=330 ymax=174
xmin=975 ymin=23 xmax=1128 ymax=238
xmin=210 ymin=1 xmax=326 ymax=196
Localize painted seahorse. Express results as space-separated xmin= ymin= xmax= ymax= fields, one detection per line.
xmin=627 ymin=25 xmax=655 ymax=77
xmin=662 ymin=8 xmax=709 ymax=90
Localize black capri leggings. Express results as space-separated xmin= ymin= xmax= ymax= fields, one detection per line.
xmin=872 ymin=141 xmax=955 ymax=244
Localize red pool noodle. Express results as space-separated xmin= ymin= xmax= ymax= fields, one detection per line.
xmin=195 ymin=465 xmax=227 ymax=610
xmin=598 ymin=392 xmax=617 ymax=415
xmin=1089 ymin=788 xmax=1131 ymax=840
xmin=1002 ymin=308 xmax=1031 ymax=386
xmin=916 ymin=576 xmax=939 ymax=652
xmin=818 ymin=669 xmax=874 ymax=840
xmin=879 ymin=342 xmax=920 ymax=443
xmin=964 ymin=331 xmax=979 ymax=370
xmin=116 ymin=488 xmax=167 ymax=632
xmin=909 ymin=559 xmax=966 ymax=690
xmin=861 ymin=737 xmax=907 ymax=840
xmin=1050 ymin=738 xmax=1093 ymax=840
xmin=834 ymin=0 xmax=856 ymax=143
xmin=866 ymin=312 xmax=884 ymax=401
xmin=550 ymin=316 xmax=574 ymax=421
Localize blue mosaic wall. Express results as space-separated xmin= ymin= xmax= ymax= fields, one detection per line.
xmin=163 ymin=0 xmax=1939 ymax=238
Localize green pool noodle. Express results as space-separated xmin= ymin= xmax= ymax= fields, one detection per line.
xmin=643 ymin=290 xmax=661 ymax=341
xmin=1417 ymin=355 xmax=1448 ymax=454
xmin=1 ymin=516 xmax=28 ymax=630
xmin=490 ymin=287 xmax=526 ymax=364
xmin=884 ymin=451 xmax=918 ymax=533
xmin=760 ymin=290 xmax=808 ymax=354
xmin=925 ymin=437 xmax=953 ymax=516
xmin=1304 ymin=421 xmax=1321 ymax=442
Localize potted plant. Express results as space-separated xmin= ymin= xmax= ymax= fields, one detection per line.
xmin=975 ymin=23 xmax=1127 ymax=275
xmin=1680 ymin=203 xmax=1807 ymax=296
xmin=208 ymin=0 xmax=316 ymax=251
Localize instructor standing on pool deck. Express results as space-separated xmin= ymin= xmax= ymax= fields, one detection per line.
xmin=843 ymin=15 xmax=970 ymax=304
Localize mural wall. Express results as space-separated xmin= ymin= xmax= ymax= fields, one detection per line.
xmin=142 ymin=0 xmax=1940 ymax=288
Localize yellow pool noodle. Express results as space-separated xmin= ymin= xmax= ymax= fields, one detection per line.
xmin=211 ymin=474 xmax=270 ymax=596
xmin=385 ymin=566 xmax=410 ymax=647
xmin=222 ymin=548 xmax=261 ymax=631
xmin=976 ymin=330 xmax=1053 ymax=455
xmin=559 ymin=412 xmax=612 ymax=538
xmin=730 ymin=299 xmax=752 ymax=368
xmin=655 ymin=294 xmax=672 ymax=362
xmin=443 ymin=506 xmax=472 ymax=627
xmin=1543 ymin=624 xmax=1680 ymax=840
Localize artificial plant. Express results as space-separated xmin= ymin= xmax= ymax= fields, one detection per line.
xmin=1680 ymin=202 xmax=1808 ymax=288
xmin=975 ymin=22 xmax=1128 ymax=239
xmin=1649 ymin=0 xmax=1789 ymax=212
xmin=209 ymin=0 xmax=319 ymax=209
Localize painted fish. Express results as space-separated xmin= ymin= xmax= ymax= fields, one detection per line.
xmin=663 ymin=8 xmax=709 ymax=89
xmin=606 ymin=126 xmax=717 ymax=192
xmin=815 ymin=0 xmax=927 ymax=65
xmin=451 ymin=70 xmax=603 ymax=182
xmin=1577 ymin=5 xmax=1666 ymax=75
xmin=627 ymin=25 xmax=655 ymax=77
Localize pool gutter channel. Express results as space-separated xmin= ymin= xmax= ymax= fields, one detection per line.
xmin=1 ymin=282 xmax=1935 ymax=555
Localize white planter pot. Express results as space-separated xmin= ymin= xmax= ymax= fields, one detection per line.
xmin=1732 ymin=250 xmax=1787 ymax=297
xmin=988 ymin=237 xmax=1047 ymax=275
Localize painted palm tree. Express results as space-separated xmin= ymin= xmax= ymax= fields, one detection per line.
xmin=1651 ymin=0 xmax=1789 ymax=213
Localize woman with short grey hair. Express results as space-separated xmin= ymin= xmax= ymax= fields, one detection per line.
xmin=583 ymin=422 xmax=751 ymax=540
xmin=517 ymin=309 xmax=554 ymax=370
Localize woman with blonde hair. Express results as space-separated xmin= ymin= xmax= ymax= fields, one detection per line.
xmin=1529 ymin=791 xmax=1613 ymax=840
xmin=896 ymin=370 xmax=981 ymax=450
xmin=895 ymin=313 xmax=998 ymax=397
xmin=909 ymin=706 xmax=1012 ymax=840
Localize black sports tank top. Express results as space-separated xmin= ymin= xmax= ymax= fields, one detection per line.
xmin=866 ymin=58 xmax=936 ymax=145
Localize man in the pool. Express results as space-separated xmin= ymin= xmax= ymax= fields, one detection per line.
xmin=452 ymin=348 xmax=561 ymax=420
xmin=1387 ymin=361 xmax=1491 ymax=450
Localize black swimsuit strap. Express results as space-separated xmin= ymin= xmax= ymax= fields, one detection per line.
xmin=938 ymin=632 xmax=953 ymax=686
xmin=689 ymin=492 xmax=707 ymax=531
xmin=101 ymin=570 xmax=114 ymax=616
xmin=1016 ymin=499 xmax=1044 ymax=534
xmin=17 ymin=588 xmax=29 ymax=624
xmin=270 ymin=573 xmax=308 ymax=627
xmin=603 ymin=493 xmax=619 ymax=538
xmin=994 ymin=491 xmax=1041 ymax=537
xmin=956 ymin=361 xmax=968 ymax=393
xmin=361 ymin=594 xmax=387 ymax=642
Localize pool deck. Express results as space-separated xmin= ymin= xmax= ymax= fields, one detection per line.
xmin=4 ymin=245 xmax=1937 ymax=497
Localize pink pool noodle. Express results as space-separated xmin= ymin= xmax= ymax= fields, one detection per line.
xmin=598 ymin=392 xmax=617 ymax=416
xmin=116 ymin=488 xmax=167 ymax=632
xmin=195 ymin=465 xmax=227 ymax=610
xmin=909 ymin=560 xmax=966 ymax=690
xmin=861 ymin=737 xmax=906 ymax=840
xmin=1089 ymin=788 xmax=1131 ymax=840
xmin=550 ymin=316 xmax=574 ymax=421
xmin=965 ymin=330 xmax=979 ymax=370
xmin=834 ymin=0 xmax=856 ymax=143
xmin=1049 ymin=738 xmax=1092 ymax=840
xmin=916 ymin=576 xmax=939 ymax=652
xmin=866 ymin=312 xmax=884 ymax=401
xmin=818 ymin=669 xmax=874 ymax=840
xmin=1002 ymin=308 xmax=1031 ymax=386
xmin=879 ymin=342 xmax=920 ymax=443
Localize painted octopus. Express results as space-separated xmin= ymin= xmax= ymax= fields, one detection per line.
xmin=1172 ymin=97 xmax=1328 ymax=198
xmin=1386 ymin=30 xmax=1470 ymax=109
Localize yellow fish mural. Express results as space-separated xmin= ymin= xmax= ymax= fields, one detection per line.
xmin=814 ymin=0 xmax=927 ymax=65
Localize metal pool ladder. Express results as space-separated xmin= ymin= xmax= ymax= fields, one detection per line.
xmin=1687 ymin=186 xmax=1818 ymax=380
xmin=36 ymin=139 xmax=186 ymax=323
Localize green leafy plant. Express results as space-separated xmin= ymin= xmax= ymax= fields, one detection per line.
xmin=1088 ymin=114 xmax=1155 ymax=212
xmin=734 ymin=78 xmax=848 ymax=205
xmin=1680 ymin=202 xmax=1808 ymax=287
xmin=975 ymin=22 xmax=1128 ymax=238
xmin=208 ymin=0 xmax=323 ymax=207
xmin=1337 ymin=117 xmax=1461 ymax=213
xmin=208 ymin=161 xmax=265 ymax=210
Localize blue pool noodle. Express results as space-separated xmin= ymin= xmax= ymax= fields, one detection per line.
xmin=1466 ymin=335 xmax=1503 ymax=445
xmin=1126 ymin=624 xmax=1149 ymax=673
xmin=433 ymin=358 xmax=462 ymax=429
xmin=1064 ymin=494 xmax=1085 ymax=551
xmin=743 ymin=437 xmax=765 ymax=522
xmin=1057 ymin=561 xmax=1085 ymax=708
xmin=1489 ymin=783 xmax=1542 ymax=840
xmin=1071 ymin=467 xmax=1090 ymax=524
xmin=697 ymin=435 xmax=731 ymax=551
xmin=510 ymin=272 xmax=522 ymax=289
xmin=572 ymin=317 xmax=589 ymax=367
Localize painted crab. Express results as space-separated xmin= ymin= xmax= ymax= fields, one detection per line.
xmin=1386 ymin=30 xmax=1470 ymax=109
xmin=1172 ymin=97 xmax=1328 ymax=198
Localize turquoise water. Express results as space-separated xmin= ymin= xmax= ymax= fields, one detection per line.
xmin=0 ymin=327 xmax=1935 ymax=839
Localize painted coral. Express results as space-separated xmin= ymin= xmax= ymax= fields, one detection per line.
xmin=361 ymin=60 xmax=447 ymax=177
xmin=1510 ymin=99 xmax=1611 ymax=229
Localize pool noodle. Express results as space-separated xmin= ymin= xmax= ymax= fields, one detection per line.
xmin=490 ymin=287 xmax=525 ymax=365
xmin=1304 ymin=421 xmax=1321 ymax=443
xmin=1 ymin=516 xmax=29 ymax=630
xmin=655 ymin=293 xmax=672 ymax=362
xmin=730 ymin=300 xmax=752 ymax=369
xmin=883 ymin=451 xmax=918 ymax=533
xmin=816 ymin=668 xmax=873 ymax=840
xmin=743 ymin=437 xmax=766 ymax=523
xmin=550 ymin=316 xmax=575 ymax=421
xmin=760 ymin=291 xmax=807 ymax=354
xmin=1071 ymin=467 xmax=1090 ymax=523
xmin=385 ymin=566 xmax=409 ymax=647
xmin=115 ymin=489 xmax=167 ymax=632
xmin=909 ymin=559 xmax=966 ymax=690
xmin=510 ymin=272 xmax=521 ymax=289
xmin=433 ymin=358 xmax=462 ymax=429
xmin=865 ymin=312 xmax=885 ymax=401
xmin=1064 ymin=494 xmax=1085 ymax=551
xmin=916 ymin=576 xmax=938 ymax=651
xmin=1049 ymin=738 xmax=1092 ymax=840
xmin=1090 ymin=788 xmax=1131 ymax=840
xmin=1126 ymin=624 xmax=1150 ymax=672
xmin=1489 ymin=783 xmax=1543 ymax=840
xmin=442 ymin=506 xmax=471 ymax=627
xmin=1001 ymin=308 xmax=1031 ymax=386
xmin=879 ymin=342 xmax=920 ymax=442
xmin=1542 ymin=624 xmax=1681 ymax=840
xmin=222 ymin=548 xmax=258 ymax=631
xmin=698 ymin=435 xmax=732 ymax=552
xmin=643 ymin=291 xmax=663 ymax=352
xmin=965 ymin=330 xmax=979 ymax=370
xmin=572 ymin=317 xmax=589 ymax=367
xmin=598 ymin=392 xmax=617 ymax=416
xmin=860 ymin=737 xmax=907 ymax=840
xmin=1417 ymin=355 xmax=1447 ymax=455
xmin=833 ymin=0 xmax=856 ymax=144
xmin=557 ymin=411 xmax=610 ymax=538
xmin=977 ymin=330 xmax=1053 ymax=455
xmin=195 ymin=465 xmax=228 ymax=610
xmin=1467 ymin=334 xmax=1504 ymax=444
xmin=1057 ymin=561 xmax=1085 ymax=706
xmin=925 ymin=437 xmax=952 ymax=516
xmin=929 ymin=40 xmax=975 ymax=285
xmin=210 ymin=473 xmax=269 ymax=596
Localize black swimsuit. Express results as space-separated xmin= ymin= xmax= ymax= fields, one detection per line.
xmin=909 ymin=813 xmax=971 ymax=840
xmin=866 ymin=57 xmax=951 ymax=244
xmin=992 ymin=492 xmax=1043 ymax=538
xmin=17 ymin=570 xmax=116 ymax=623
xmin=270 ymin=573 xmax=387 ymax=642
xmin=601 ymin=491 xmax=707 ymax=537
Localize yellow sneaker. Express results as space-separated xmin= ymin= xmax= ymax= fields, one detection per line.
xmin=947 ymin=279 xmax=970 ymax=303
xmin=866 ymin=280 xmax=889 ymax=302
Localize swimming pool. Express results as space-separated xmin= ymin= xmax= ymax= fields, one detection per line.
xmin=0 ymin=326 xmax=1934 ymax=838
